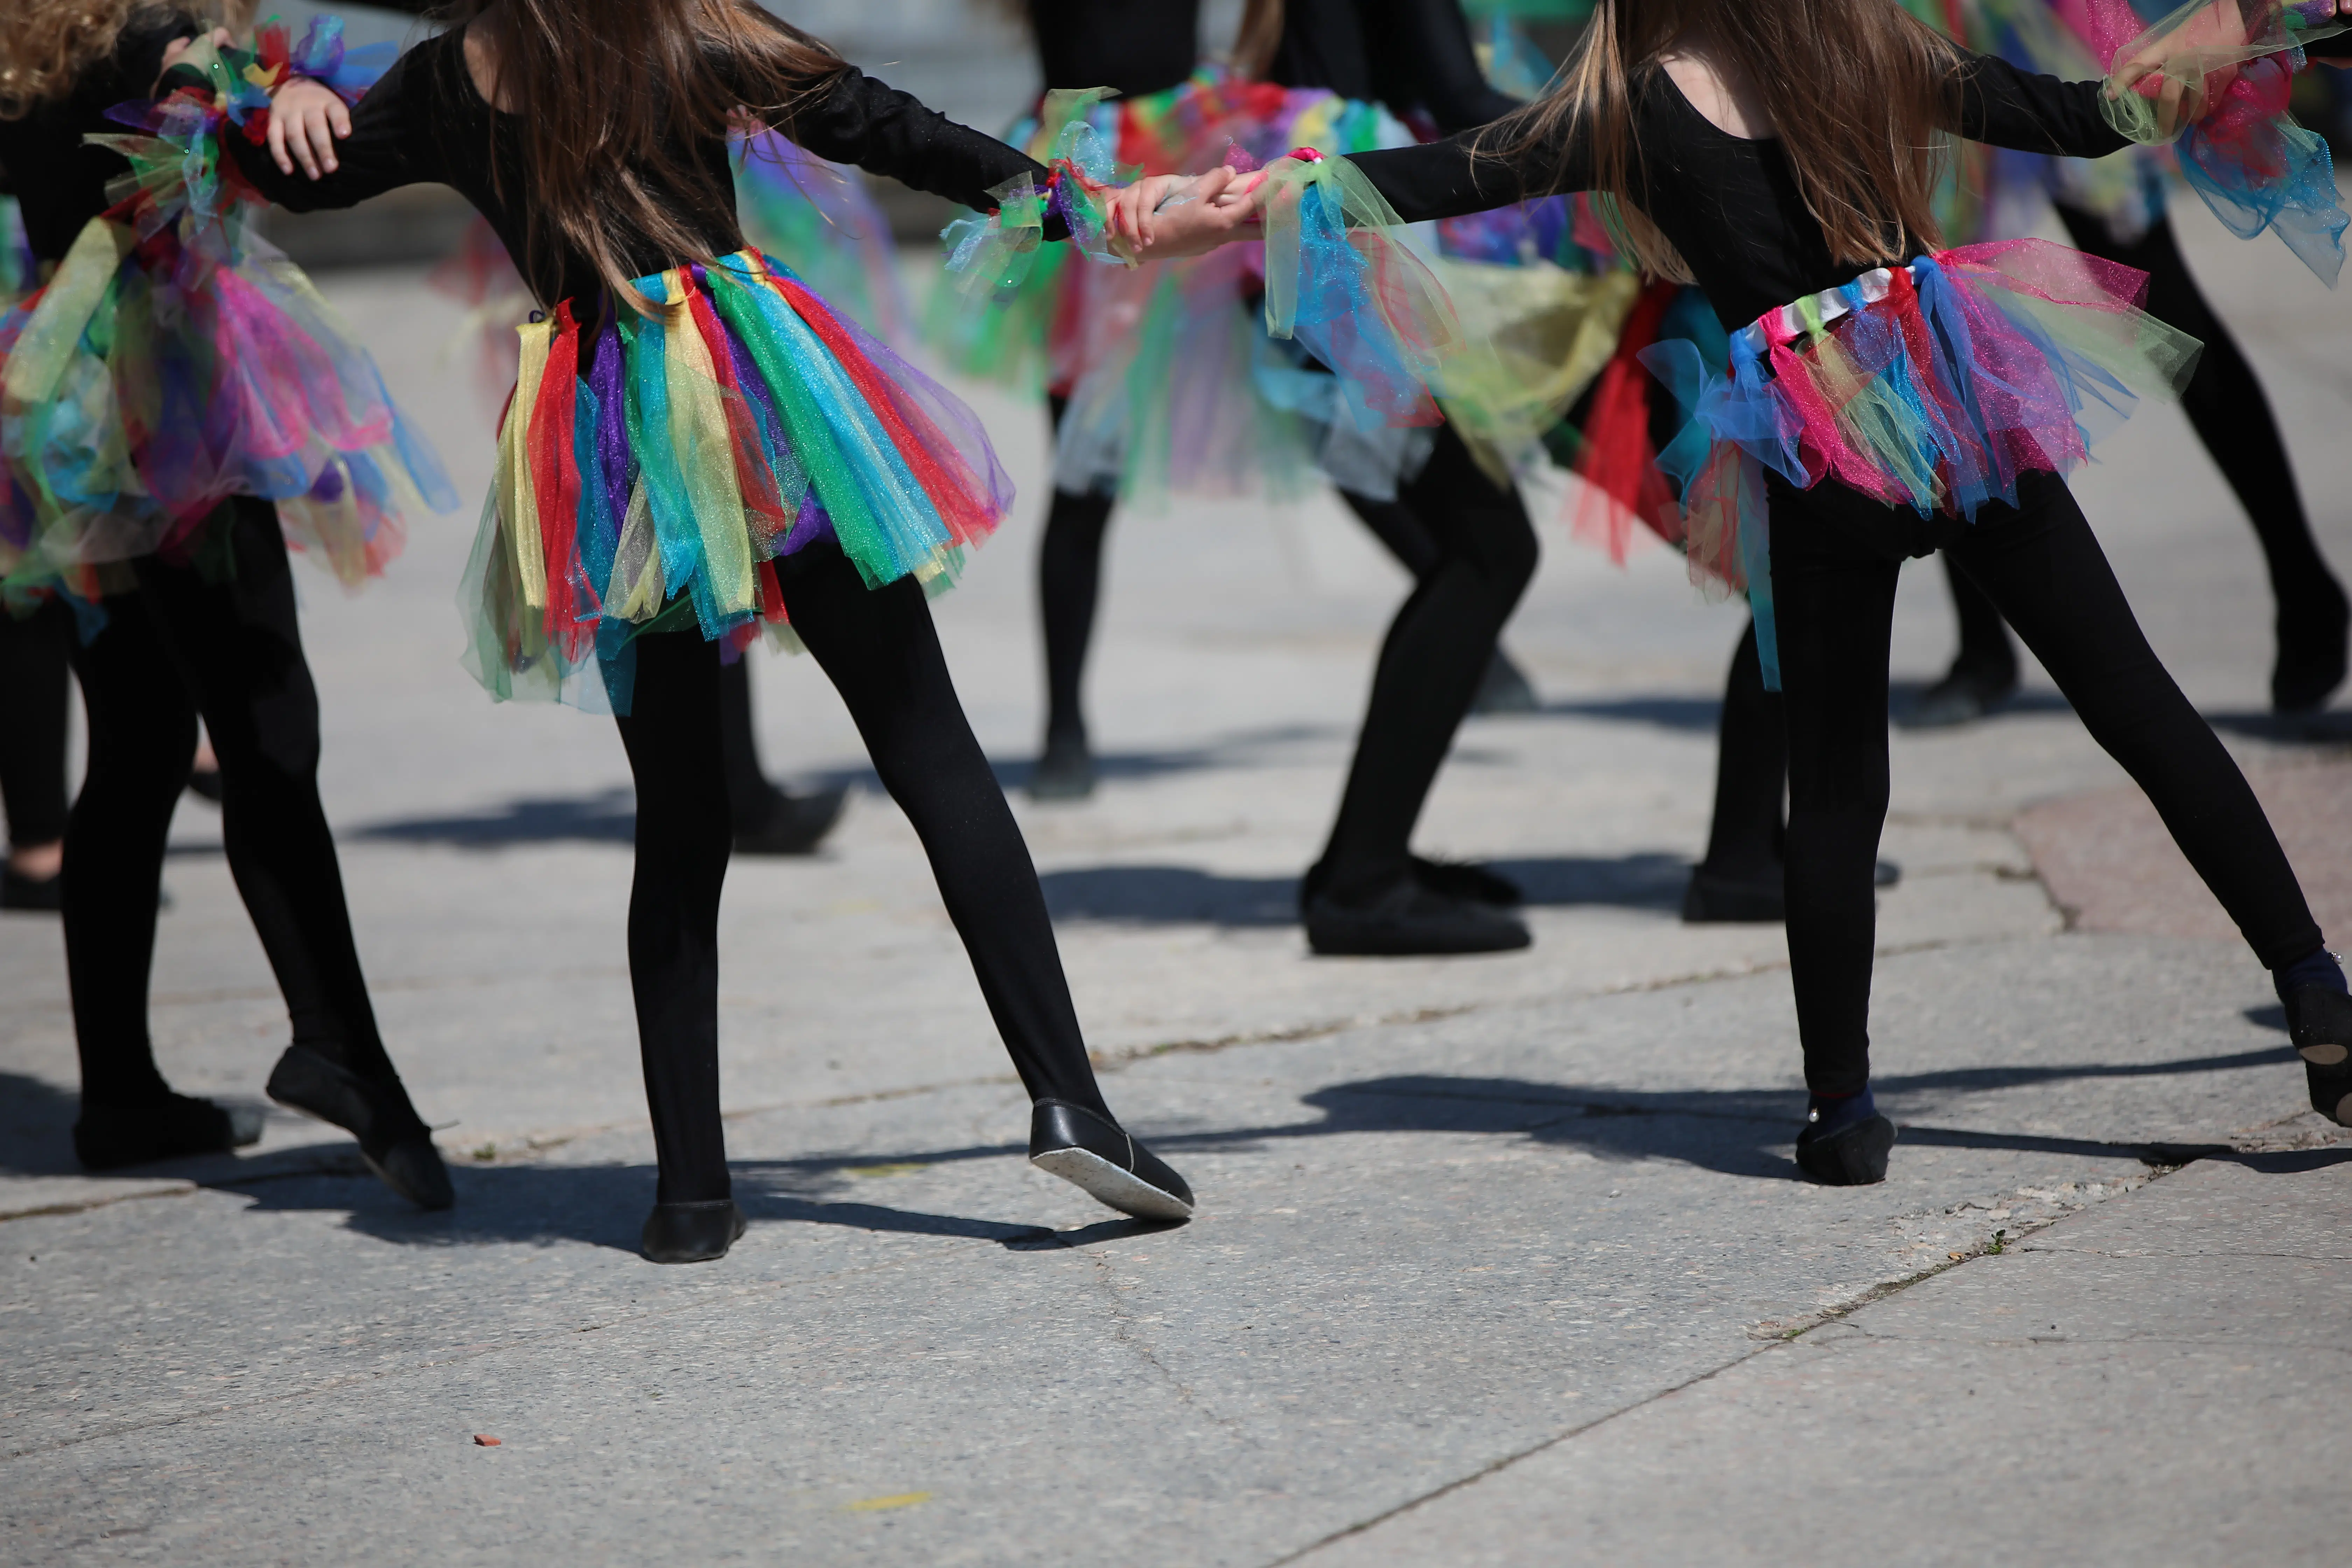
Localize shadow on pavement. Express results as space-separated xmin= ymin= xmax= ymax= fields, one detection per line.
xmin=24 ymin=1040 xmax=2302 ymax=1251
xmin=354 ymin=789 xmax=638 ymax=848
xmin=1038 ymin=853 xmax=1689 ymax=926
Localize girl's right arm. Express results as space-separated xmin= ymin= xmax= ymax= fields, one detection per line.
xmin=1950 ymin=51 xmax=2134 ymax=160
xmin=778 ymin=67 xmax=1055 ymax=216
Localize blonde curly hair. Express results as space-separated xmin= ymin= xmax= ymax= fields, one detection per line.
xmin=1 ymin=1 xmax=254 ymax=119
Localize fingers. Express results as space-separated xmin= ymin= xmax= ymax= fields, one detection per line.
xmin=267 ymin=106 xmax=298 ymax=174
xmin=309 ymin=103 xmax=344 ymax=174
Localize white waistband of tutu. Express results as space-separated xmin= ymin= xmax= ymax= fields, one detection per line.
xmin=1731 ymin=260 xmax=1925 ymax=359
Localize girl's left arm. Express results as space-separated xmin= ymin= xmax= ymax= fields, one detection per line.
xmin=780 ymin=67 xmax=1055 ymax=216
xmin=1340 ymin=120 xmax=1592 ymax=224
xmin=201 ymin=48 xmax=435 ymax=211
xmin=1951 ymin=51 xmax=2134 ymax=160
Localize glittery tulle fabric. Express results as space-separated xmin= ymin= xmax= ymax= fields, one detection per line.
xmin=462 ymin=250 xmax=1013 ymax=713
xmin=0 ymin=25 xmax=455 ymax=600
xmin=2094 ymin=0 xmax=2346 ymax=281
xmin=1639 ymin=240 xmax=2202 ymax=686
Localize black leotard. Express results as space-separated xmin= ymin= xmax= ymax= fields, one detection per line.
xmin=1270 ymin=0 xmax=1518 ymax=132
xmin=211 ymin=27 xmax=1056 ymax=309
xmin=0 ymin=10 xmax=197 ymax=261
xmin=1029 ymin=0 xmax=1199 ymax=97
xmin=1346 ymin=57 xmax=2130 ymax=328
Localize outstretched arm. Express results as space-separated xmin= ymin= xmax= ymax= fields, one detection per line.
xmin=1342 ymin=119 xmax=1591 ymax=223
xmin=1951 ymin=51 xmax=2133 ymax=159
xmin=782 ymin=66 xmax=1054 ymax=213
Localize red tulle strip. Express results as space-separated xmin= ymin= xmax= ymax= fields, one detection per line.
xmin=527 ymin=301 xmax=590 ymax=651
xmin=1570 ymin=282 xmax=1681 ymax=562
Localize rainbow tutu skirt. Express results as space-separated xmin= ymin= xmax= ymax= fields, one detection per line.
xmin=1638 ymin=238 xmax=2202 ymax=684
xmin=465 ymin=248 xmax=1012 ymax=712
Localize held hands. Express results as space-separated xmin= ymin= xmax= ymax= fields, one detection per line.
xmin=265 ymin=77 xmax=353 ymax=178
xmin=1104 ymin=164 xmax=1285 ymax=262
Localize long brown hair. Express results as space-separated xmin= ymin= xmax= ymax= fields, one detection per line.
xmin=1 ymin=0 xmax=255 ymax=118
xmin=1232 ymin=0 xmax=1284 ymax=78
xmin=442 ymin=0 xmax=847 ymax=313
xmin=1485 ymin=0 xmax=1962 ymax=281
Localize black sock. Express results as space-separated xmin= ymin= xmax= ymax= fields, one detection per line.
xmin=1805 ymin=1086 xmax=1878 ymax=1139
xmin=2274 ymin=947 xmax=2348 ymax=1006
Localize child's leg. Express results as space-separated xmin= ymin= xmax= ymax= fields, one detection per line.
xmin=612 ymin=630 xmax=735 ymax=1205
xmin=1947 ymin=475 xmax=2323 ymax=969
xmin=1684 ymin=621 xmax=1788 ymax=922
xmin=1768 ymin=491 xmax=1906 ymax=1101
xmin=59 ymin=592 xmax=200 ymax=1107
xmin=133 ymin=500 xmax=395 ymax=1080
xmin=778 ymin=545 xmax=1110 ymax=1116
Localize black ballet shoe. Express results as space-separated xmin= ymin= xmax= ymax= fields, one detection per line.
xmin=73 ymin=1094 xmax=265 ymax=1171
xmin=1028 ymin=734 xmax=1097 ymax=801
xmin=1301 ymin=855 xmax=1521 ymax=911
xmin=1304 ymin=875 xmax=1531 ymax=957
xmin=732 ymin=784 xmax=848 ymax=856
xmin=1028 ymin=1099 xmax=1195 ymax=1222
xmin=1413 ymin=856 xmax=1523 ymax=908
xmin=1794 ymin=1112 xmax=1897 ymax=1185
xmin=1681 ymin=860 xmax=1901 ymax=924
xmin=641 ymin=1199 xmax=747 ymax=1264
xmin=1470 ymin=648 xmax=1541 ymax=716
xmin=265 ymin=1045 xmax=454 ymax=1211
xmin=2272 ymin=584 xmax=2349 ymax=715
xmin=1897 ymin=663 xmax=2018 ymax=730
xmin=2286 ymin=985 xmax=2352 ymax=1127
xmin=0 ymin=864 xmax=62 ymax=912
xmin=1681 ymin=866 xmax=1785 ymax=924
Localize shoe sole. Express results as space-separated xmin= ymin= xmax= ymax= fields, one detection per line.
xmin=1031 ymin=1148 xmax=1194 ymax=1221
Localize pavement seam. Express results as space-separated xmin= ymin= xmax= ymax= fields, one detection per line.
xmin=1261 ymin=1158 xmax=2202 ymax=1564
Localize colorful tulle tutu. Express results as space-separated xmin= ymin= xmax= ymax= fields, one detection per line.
xmin=1639 ymin=240 xmax=2201 ymax=684
xmin=463 ymin=248 xmax=1011 ymax=713
xmin=0 ymin=23 xmax=454 ymax=600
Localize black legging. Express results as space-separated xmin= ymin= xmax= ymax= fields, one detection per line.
xmin=1771 ymin=470 xmax=2321 ymax=1096
xmin=0 ymin=595 xmax=76 ymax=850
xmin=619 ymin=542 xmax=1110 ymax=1204
xmin=1037 ymin=405 xmax=1541 ymax=895
xmin=1940 ymin=208 xmax=2343 ymax=675
xmin=62 ymin=498 xmax=399 ymax=1105
xmin=1316 ymin=422 xmax=1538 ymax=898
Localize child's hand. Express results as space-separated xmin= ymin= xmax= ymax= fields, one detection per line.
xmin=1107 ymin=166 xmax=1266 ymax=261
xmin=266 ymin=77 xmax=354 ymax=179
xmin=154 ymin=27 xmax=231 ymax=91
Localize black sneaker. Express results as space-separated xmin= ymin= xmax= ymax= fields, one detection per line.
xmin=1897 ymin=664 xmax=2018 ymax=730
xmin=74 ymin=1094 xmax=265 ymax=1170
xmin=2286 ymin=984 xmax=2352 ymax=1127
xmin=1028 ymin=735 xmax=1097 ymax=802
xmin=1305 ymin=876 xmax=1531 ymax=957
xmin=1794 ymin=1111 xmax=1896 ymax=1185
xmin=1 ymin=864 xmax=62 ymax=913
xmin=1470 ymin=648 xmax=1540 ymax=715
xmin=642 ymin=1199 xmax=747 ymax=1263
xmin=1028 ymin=1099 xmax=1194 ymax=1221
xmin=266 ymin=1045 xmax=454 ymax=1210
xmin=732 ymin=785 xmax=848 ymax=855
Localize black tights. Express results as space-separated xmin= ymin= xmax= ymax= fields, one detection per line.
xmin=0 ymin=595 xmax=75 ymax=850
xmin=619 ymin=544 xmax=1110 ymax=1204
xmin=1771 ymin=472 xmax=2320 ymax=1096
xmin=1316 ymin=424 xmax=1538 ymax=897
xmin=1940 ymin=208 xmax=2343 ymax=676
xmin=1035 ymin=406 xmax=1539 ymax=894
xmin=63 ymin=499 xmax=397 ymax=1106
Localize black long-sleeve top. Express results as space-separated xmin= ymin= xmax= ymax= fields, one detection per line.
xmin=215 ymin=27 xmax=1056 ymax=309
xmin=0 ymin=10 xmax=198 ymax=262
xmin=1270 ymin=0 xmax=1518 ymax=133
xmin=1028 ymin=1 xmax=1199 ymax=97
xmin=1346 ymin=56 xmax=2132 ymax=328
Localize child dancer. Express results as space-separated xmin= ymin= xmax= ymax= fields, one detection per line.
xmin=0 ymin=9 xmax=460 ymax=1204
xmin=236 ymin=0 xmax=1206 ymax=1259
xmin=1128 ymin=0 xmax=2352 ymax=1181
